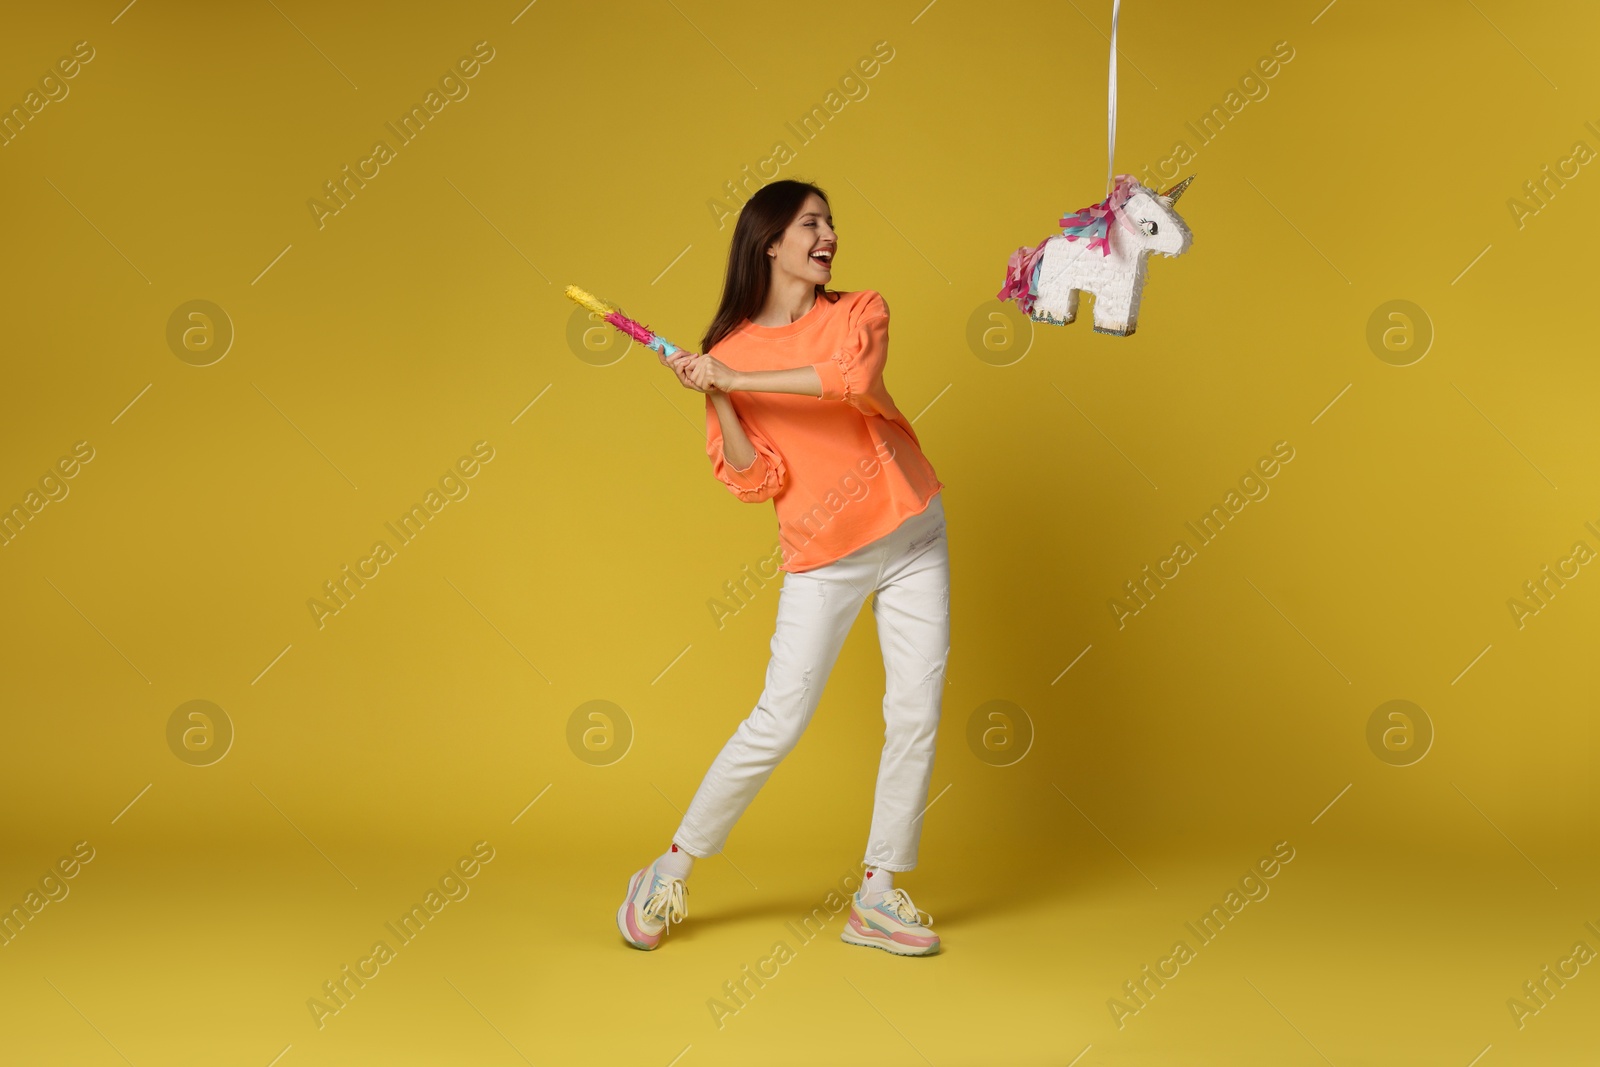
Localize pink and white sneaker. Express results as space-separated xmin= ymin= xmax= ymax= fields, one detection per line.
xmin=616 ymin=861 xmax=689 ymax=950
xmin=840 ymin=886 xmax=941 ymax=956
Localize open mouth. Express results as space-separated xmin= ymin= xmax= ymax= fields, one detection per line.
xmin=810 ymin=249 xmax=834 ymax=268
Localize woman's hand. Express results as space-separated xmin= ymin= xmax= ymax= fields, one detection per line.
xmin=686 ymin=353 xmax=740 ymax=393
xmin=664 ymin=352 xmax=712 ymax=393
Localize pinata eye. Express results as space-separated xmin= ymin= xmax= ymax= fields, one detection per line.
xmin=1140 ymin=219 xmax=1158 ymax=235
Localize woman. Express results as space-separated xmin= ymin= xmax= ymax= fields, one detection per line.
xmin=616 ymin=179 xmax=949 ymax=957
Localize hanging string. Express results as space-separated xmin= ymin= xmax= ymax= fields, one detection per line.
xmin=1106 ymin=0 xmax=1120 ymax=197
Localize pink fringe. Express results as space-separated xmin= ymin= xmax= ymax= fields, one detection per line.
xmin=996 ymin=237 xmax=1052 ymax=315
xmin=605 ymin=310 xmax=656 ymax=346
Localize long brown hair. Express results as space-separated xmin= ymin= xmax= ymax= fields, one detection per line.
xmin=700 ymin=178 xmax=841 ymax=354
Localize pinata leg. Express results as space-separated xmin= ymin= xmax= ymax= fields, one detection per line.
xmin=1091 ymin=277 xmax=1144 ymax=336
xmin=1031 ymin=288 xmax=1079 ymax=326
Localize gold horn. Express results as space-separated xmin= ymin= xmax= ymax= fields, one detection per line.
xmin=1160 ymin=174 xmax=1196 ymax=203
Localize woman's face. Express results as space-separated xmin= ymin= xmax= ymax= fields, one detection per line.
xmin=767 ymin=193 xmax=836 ymax=286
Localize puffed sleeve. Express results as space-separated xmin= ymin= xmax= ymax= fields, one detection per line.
xmin=705 ymin=393 xmax=787 ymax=503
xmin=809 ymin=291 xmax=896 ymax=417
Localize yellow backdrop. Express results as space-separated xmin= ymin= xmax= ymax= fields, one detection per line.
xmin=2 ymin=1 xmax=1595 ymax=1064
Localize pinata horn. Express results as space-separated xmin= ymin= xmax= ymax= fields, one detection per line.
xmin=1160 ymin=175 xmax=1196 ymax=204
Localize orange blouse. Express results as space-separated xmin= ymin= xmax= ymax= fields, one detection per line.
xmin=702 ymin=289 xmax=944 ymax=573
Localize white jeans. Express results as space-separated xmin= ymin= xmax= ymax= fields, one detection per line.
xmin=673 ymin=492 xmax=950 ymax=873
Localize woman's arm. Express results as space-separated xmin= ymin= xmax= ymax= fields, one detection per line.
xmin=704 ymin=389 xmax=787 ymax=502
xmin=807 ymin=292 xmax=895 ymax=416
xmin=686 ymin=293 xmax=894 ymax=413
xmin=688 ymin=358 xmax=822 ymax=398
xmin=730 ymin=366 xmax=823 ymax=397
xmin=709 ymin=390 xmax=758 ymax=469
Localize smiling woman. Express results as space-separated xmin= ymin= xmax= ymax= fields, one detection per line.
xmin=617 ymin=177 xmax=950 ymax=958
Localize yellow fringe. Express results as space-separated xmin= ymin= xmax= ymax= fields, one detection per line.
xmin=564 ymin=284 xmax=616 ymax=316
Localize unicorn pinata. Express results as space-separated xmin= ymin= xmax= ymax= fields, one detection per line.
xmin=998 ymin=173 xmax=1195 ymax=336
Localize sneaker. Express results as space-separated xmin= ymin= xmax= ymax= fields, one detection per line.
xmin=840 ymin=886 xmax=940 ymax=956
xmin=616 ymin=861 xmax=689 ymax=950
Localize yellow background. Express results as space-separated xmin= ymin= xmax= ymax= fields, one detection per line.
xmin=1 ymin=0 xmax=1595 ymax=1063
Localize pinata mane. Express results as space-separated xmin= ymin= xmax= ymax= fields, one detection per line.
xmin=1057 ymin=174 xmax=1144 ymax=257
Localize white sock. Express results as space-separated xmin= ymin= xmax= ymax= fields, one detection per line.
xmin=860 ymin=866 xmax=894 ymax=906
xmin=655 ymin=842 xmax=693 ymax=881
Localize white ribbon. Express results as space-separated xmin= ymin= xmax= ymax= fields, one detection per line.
xmin=1107 ymin=0 xmax=1120 ymax=196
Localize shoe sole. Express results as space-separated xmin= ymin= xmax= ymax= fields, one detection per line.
xmin=840 ymin=923 xmax=940 ymax=957
xmin=616 ymin=868 xmax=660 ymax=951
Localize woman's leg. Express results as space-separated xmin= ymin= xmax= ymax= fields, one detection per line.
xmin=672 ymin=552 xmax=876 ymax=858
xmin=861 ymin=496 xmax=951 ymax=873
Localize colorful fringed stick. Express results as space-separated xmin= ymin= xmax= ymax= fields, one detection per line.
xmin=564 ymin=285 xmax=690 ymax=360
